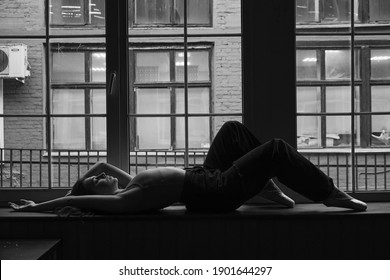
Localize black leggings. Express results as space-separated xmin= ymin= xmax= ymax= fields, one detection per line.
xmin=199 ymin=121 xmax=334 ymax=209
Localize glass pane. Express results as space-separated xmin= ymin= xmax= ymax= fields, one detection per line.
xmin=371 ymin=49 xmax=390 ymax=79
xmin=326 ymin=116 xmax=352 ymax=147
xmin=136 ymin=88 xmax=170 ymax=114
xmin=90 ymin=91 xmax=106 ymax=150
xmin=90 ymin=0 xmax=106 ymax=26
xmin=296 ymin=50 xmax=319 ymax=80
xmin=50 ymin=0 xmax=86 ymax=25
xmin=91 ymin=117 xmax=106 ymax=150
xmin=49 ymin=0 xmax=105 ymax=35
xmin=326 ymin=86 xmax=351 ymax=113
xmin=91 ymin=89 xmax=106 ymax=114
xmin=297 ymin=87 xmax=321 ymax=113
xmin=323 ymin=0 xmax=352 ymax=22
xmin=52 ymin=51 xmax=85 ymax=83
xmin=175 ymin=0 xmax=211 ymax=25
xmin=296 ymin=0 xmax=320 ymax=23
xmin=371 ymin=115 xmax=390 ymax=146
xmin=135 ymin=52 xmax=170 ymax=82
xmin=175 ymin=51 xmax=210 ymax=82
xmin=92 ymin=52 xmax=106 ymax=82
xmin=52 ymin=89 xmax=85 ymax=114
xmin=175 ymin=88 xmax=210 ymax=114
xmin=371 ymin=86 xmax=390 ymax=112
xmin=0 ymin=117 xmax=50 ymax=188
xmin=52 ymin=117 xmax=85 ymax=149
xmin=136 ymin=117 xmax=171 ymax=150
xmin=325 ymin=50 xmax=350 ymax=80
xmin=176 ymin=117 xmax=210 ymax=149
xmin=369 ymin=0 xmax=390 ymax=22
xmin=297 ymin=116 xmax=321 ymax=148
xmin=134 ymin=0 xmax=170 ymax=24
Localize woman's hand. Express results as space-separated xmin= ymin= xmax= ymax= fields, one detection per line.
xmin=8 ymin=199 xmax=37 ymax=212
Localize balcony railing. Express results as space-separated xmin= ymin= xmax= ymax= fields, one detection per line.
xmin=0 ymin=148 xmax=389 ymax=192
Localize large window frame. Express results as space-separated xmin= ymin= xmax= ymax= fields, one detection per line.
xmin=129 ymin=44 xmax=213 ymax=151
xmin=50 ymin=44 xmax=107 ymax=151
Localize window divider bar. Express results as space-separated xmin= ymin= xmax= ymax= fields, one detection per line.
xmin=184 ymin=0 xmax=189 ymax=168
xmin=44 ymin=0 xmax=52 ymax=190
xmin=351 ymin=0 xmax=356 ymax=193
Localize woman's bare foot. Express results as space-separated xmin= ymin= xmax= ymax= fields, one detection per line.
xmin=259 ymin=180 xmax=295 ymax=208
xmin=323 ymin=187 xmax=367 ymax=211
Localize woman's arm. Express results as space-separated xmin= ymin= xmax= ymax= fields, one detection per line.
xmin=78 ymin=161 xmax=133 ymax=188
xmin=9 ymin=188 xmax=144 ymax=214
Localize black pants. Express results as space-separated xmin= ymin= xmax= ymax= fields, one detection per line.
xmin=193 ymin=121 xmax=334 ymax=210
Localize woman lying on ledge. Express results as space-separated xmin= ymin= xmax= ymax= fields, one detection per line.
xmin=9 ymin=121 xmax=367 ymax=214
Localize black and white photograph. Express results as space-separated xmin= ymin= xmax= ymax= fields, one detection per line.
xmin=0 ymin=0 xmax=390 ymax=272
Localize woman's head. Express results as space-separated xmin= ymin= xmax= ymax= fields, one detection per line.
xmin=67 ymin=172 xmax=119 ymax=196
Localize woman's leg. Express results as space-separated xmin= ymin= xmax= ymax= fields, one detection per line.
xmin=204 ymin=121 xmax=294 ymax=207
xmin=228 ymin=138 xmax=366 ymax=211
xmin=203 ymin=121 xmax=260 ymax=171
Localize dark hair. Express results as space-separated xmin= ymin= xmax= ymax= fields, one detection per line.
xmin=66 ymin=178 xmax=93 ymax=196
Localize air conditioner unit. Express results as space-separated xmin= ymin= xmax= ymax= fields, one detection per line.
xmin=0 ymin=44 xmax=30 ymax=79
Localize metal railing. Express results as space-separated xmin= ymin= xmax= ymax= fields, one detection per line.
xmin=0 ymin=148 xmax=389 ymax=192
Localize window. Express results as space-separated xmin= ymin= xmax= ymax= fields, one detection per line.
xmin=130 ymin=47 xmax=212 ymax=150
xmin=296 ymin=0 xmax=390 ymax=193
xmin=132 ymin=0 xmax=211 ymax=26
xmin=50 ymin=0 xmax=106 ymax=26
xmin=0 ymin=0 xmax=242 ymax=195
xmin=51 ymin=45 xmax=106 ymax=150
xmin=296 ymin=0 xmax=390 ymax=24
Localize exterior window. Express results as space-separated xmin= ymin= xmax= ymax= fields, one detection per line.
xmin=50 ymin=0 xmax=106 ymax=26
xmin=296 ymin=49 xmax=360 ymax=148
xmin=297 ymin=0 xmax=390 ymax=24
xmin=133 ymin=0 xmax=211 ymax=26
xmin=51 ymin=46 xmax=106 ymax=150
xmin=297 ymin=0 xmax=390 ymax=193
xmin=296 ymin=0 xmax=359 ymax=23
xmin=131 ymin=48 xmax=212 ymax=150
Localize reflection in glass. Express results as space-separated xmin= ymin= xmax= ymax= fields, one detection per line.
xmin=371 ymin=49 xmax=390 ymax=79
xmin=325 ymin=50 xmax=350 ymax=80
xmin=52 ymin=52 xmax=85 ymax=82
xmin=297 ymin=116 xmax=321 ymax=148
xmin=297 ymin=87 xmax=321 ymax=113
xmin=135 ymin=52 xmax=170 ymax=82
xmin=50 ymin=0 xmax=86 ymax=25
xmin=50 ymin=0 xmax=105 ymax=26
xmin=296 ymin=50 xmax=319 ymax=80
xmin=92 ymin=52 xmax=106 ymax=82
xmin=296 ymin=0 xmax=319 ymax=23
xmin=175 ymin=51 xmax=210 ymax=81
xmin=136 ymin=88 xmax=170 ymax=114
